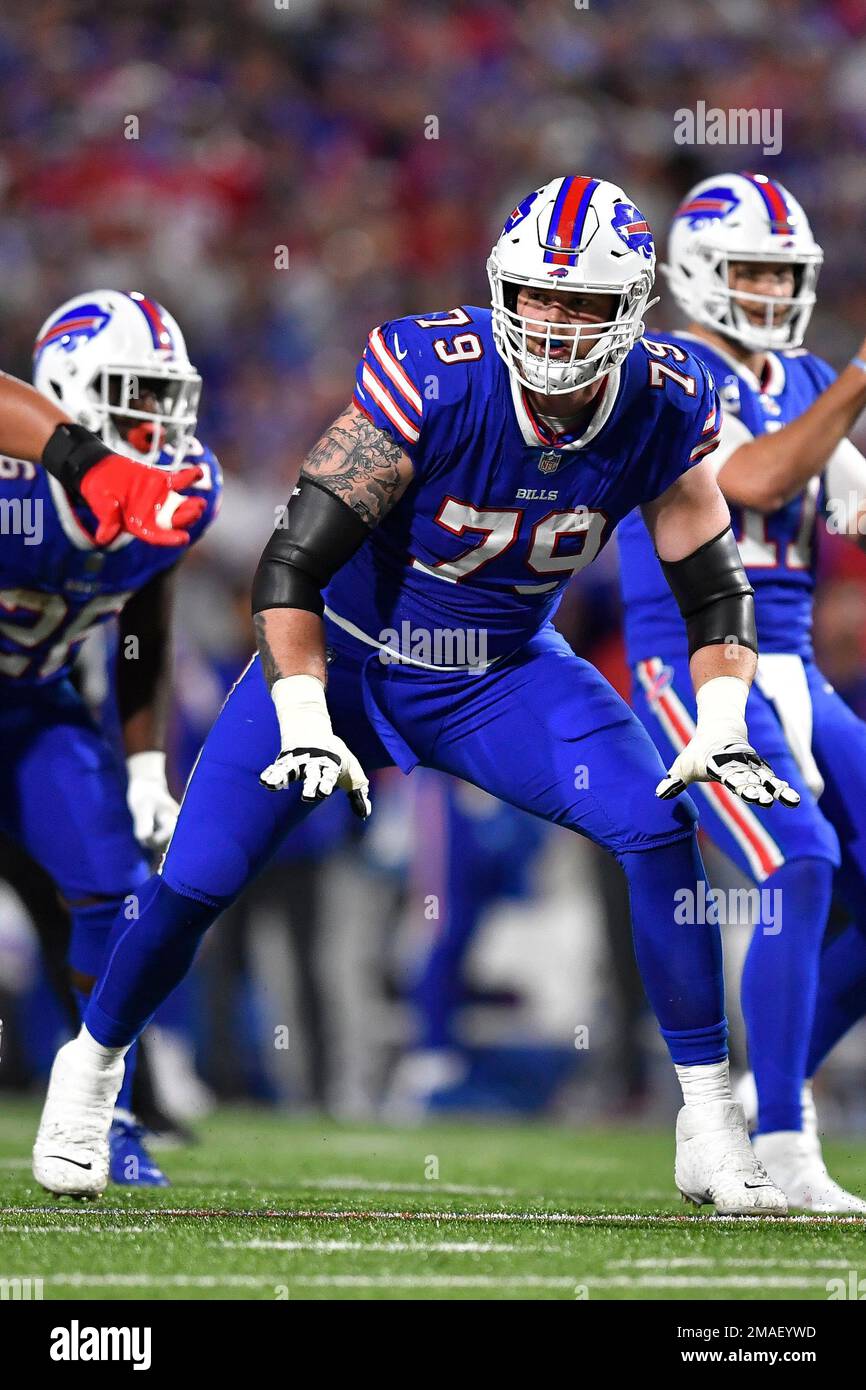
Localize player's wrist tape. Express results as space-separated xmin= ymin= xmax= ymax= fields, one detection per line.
xmin=660 ymin=525 xmax=757 ymax=658
xmin=270 ymin=674 xmax=331 ymax=749
xmin=126 ymin=750 xmax=168 ymax=783
xmin=851 ymin=357 xmax=866 ymax=375
xmin=41 ymin=423 xmax=113 ymax=492
xmin=251 ymin=478 xmax=371 ymax=619
xmin=695 ymin=675 xmax=749 ymax=743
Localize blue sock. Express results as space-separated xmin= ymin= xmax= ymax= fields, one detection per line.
xmin=807 ymin=923 xmax=866 ymax=1075
xmin=85 ymin=876 xmax=219 ymax=1049
xmin=620 ymin=834 xmax=728 ymax=1065
xmin=741 ymin=856 xmax=834 ymax=1134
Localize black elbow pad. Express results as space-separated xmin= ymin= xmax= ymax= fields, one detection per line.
xmin=251 ymin=478 xmax=371 ymax=618
xmin=660 ymin=525 xmax=757 ymax=658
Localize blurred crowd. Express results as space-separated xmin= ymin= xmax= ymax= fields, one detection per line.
xmin=2 ymin=0 xmax=866 ymax=1125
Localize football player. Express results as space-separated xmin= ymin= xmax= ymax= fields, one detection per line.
xmin=619 ymin=171 xmax=866 ymax=1210
xmin=36 ymin=177 xmax=795 ymax=1213
xmin=4 ymin=289 xmax=221 ymax=1183
xmin=0 ymin=362 xmax=204 ymax=545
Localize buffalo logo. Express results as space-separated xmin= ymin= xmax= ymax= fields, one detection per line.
xmin=546 ymin=267 xmax=570 ymax=278
xmin=34 ymin=304 xmax=112 ymax=362
xmin=675 ymin=186 xmax=741 ymax=230
xmin=502 ymin=190 xmax=540 ymax=235
xmin=538 ymin=451 xmax=561 ymax=474
xmin=611 ymin=203 xmax=654 ymax=259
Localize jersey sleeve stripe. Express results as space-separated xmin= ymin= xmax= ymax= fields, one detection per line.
xmin=359 ymin=365 xmax=421 ymax=444
xmin=689 ymin=428 xmax=721 ymax=461
xmin=702 ymin=404 xmax=718 ymax=434
xmin=362 ymin=351 xmax=422 ymax=428
xmin=368 ymin=328 xmax=423 ymax=415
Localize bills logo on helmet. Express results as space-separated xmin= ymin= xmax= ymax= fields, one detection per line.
xmin=674 ymin=185 xmax=741 ymax=230
xmin=502 ymin=190 xmax=540 ymax=235
xmin=610 ymin=203 xmax=654 ymax=259
xmin=546 ymin=267 xmax=570 ymax=278
xmin=33 ymin=304 xmax=112 ymax=362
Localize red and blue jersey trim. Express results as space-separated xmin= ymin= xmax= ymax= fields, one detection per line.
xmin=543 ymin=176 xmax=600 ymax=265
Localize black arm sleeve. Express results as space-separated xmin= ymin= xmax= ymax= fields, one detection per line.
xmin=251 ymin=477 xmax=372 ymax=618
xmin=659 ymin=525 xmax=757 ymax=658
xmin=41 ymin=422 xmax=114 ymax=492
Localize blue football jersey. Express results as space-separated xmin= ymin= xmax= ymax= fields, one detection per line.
xmin=323 ymin=307 xmax=720 ymax=661
xmin=619 ymin=332 xmax=835 ymax=663
xmin=0 ymin=437 xmax=221 ymax=686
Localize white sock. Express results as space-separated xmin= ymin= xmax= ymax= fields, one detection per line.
xmin=675 ymin=1058 xmax=731 ymax=1107
xmin=76 ymin=1025 xmax=129 ymax=1069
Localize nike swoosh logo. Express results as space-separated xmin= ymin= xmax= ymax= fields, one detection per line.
xmin=392 ymin=334 xmax=408 ymax=360
xmin=45 ymin=1155 xmax=92 ymax=1171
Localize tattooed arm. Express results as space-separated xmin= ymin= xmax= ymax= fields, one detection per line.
xmin=250 ymin=402 xmax=413 ymax=813
xmin=253 ymin=401 xmax=415 ymax=687
xmin=301 ymin=402 xmax=413 ymax=525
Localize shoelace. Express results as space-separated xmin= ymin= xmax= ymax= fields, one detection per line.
xmin=710 ymin=1144 xmax=771 ymax=1185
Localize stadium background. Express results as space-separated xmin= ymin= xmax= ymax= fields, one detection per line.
xmin=1 ymin=0 xmax=866 ymax=1133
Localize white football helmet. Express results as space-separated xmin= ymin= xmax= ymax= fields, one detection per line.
xmin=663 ymin=172 xmax=823 ymax=351
xmin=33 ymin=289 xmax=201 ymax=465
xmin=487 ymin=176 xmax=657 ymax=394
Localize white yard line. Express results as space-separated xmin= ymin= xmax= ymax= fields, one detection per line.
xmin=219 ymin=1238 xmax=552 ymax=1254
xmin=26 ymin=1273 xmax=580 ymax=1290
xmin=609 ymin=1256 xmax=857 ymax=1269
xmin=34 ymin=1271 xmax=849 ymax=1291
xmin=2 ymin=1206 xmax=865 ymax=1226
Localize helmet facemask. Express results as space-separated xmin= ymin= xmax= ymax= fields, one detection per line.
xmin=93 ymin=365 xmax=202 ymax=465
xmin=666 ymin=245 xmax=822 ymax=353
xmin=488 ymin=261 xmax=656 ymax=395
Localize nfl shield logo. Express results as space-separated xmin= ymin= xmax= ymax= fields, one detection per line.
xmin=538 ymin=451 xmax=560 ymax=474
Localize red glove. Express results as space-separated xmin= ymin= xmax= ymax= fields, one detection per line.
xmin=41 ymin=423 xmax=205 ymax=547
xmin=79 ymin=455 xmax=206 ymax=546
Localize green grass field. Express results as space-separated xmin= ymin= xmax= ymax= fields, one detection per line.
xmin=2 ymin=1099 xmax=865 ymax=1301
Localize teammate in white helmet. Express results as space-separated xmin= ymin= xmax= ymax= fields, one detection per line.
xmin=3 ymin=289 xmax=222 ymax=1185
xmin=619 ymin=170 xmax=866 ymax=1210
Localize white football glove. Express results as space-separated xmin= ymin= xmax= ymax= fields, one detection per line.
xmin=259 ymin=674 xmax=371 ymax=819
xmin=655 ymin=676 xmax=800 ymax=809
xmin=126 ymin=750 xmax=181 ymax=851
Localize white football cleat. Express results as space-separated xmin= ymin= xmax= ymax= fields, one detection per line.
xmin=675 ymin=1100 xmax=787 ymax=1215
xmin=381 ymin=1048 xmax=468 ymax=1123
xmin=752 ymin=1130 xmax=866 ymax=1214
xmin=32 ymin=1037 xmax=125 ymax=1197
